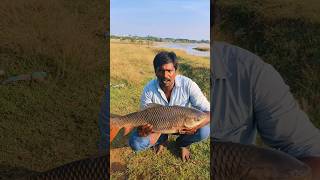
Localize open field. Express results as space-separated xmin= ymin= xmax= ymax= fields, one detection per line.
xmin=110 ymin=41 xmax=210 ymax=179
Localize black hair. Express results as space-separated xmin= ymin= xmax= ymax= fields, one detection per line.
xmin=153 ymin=51 xmax=178 ymax=72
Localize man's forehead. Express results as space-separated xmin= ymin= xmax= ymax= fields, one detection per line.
xmin=158 ymin=63 xmax=175 ymax=70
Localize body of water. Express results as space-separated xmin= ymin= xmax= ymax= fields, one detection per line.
xmin=155 ymin=42 xmax=210 ymax=57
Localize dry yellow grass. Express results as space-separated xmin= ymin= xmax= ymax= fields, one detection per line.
xmin=110 ymin=43 xmax=155 ymax=85
xmin=110 ymin=41 xmax=209 ymax=86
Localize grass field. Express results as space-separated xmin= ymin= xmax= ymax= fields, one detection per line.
xmin=215 ymin=0 xmax=320 ymax=128
xmin=0 ymin=0 xmax=107 ymax=177
xmin=110 ymin=41 xmax=210 ymax=179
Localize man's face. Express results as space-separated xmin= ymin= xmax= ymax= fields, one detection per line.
xmin=156 ymin=63 xmax=176 ymax=88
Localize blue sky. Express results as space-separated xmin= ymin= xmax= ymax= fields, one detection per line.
xmin=111 ymin=0 xmax=210 ymax=41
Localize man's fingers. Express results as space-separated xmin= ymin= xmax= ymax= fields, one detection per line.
xmin=145 ymin=124 xmax=152 ymax=128
xmin=179 ymin=128 xmax=197 ymax=135
xmin=178 ymin=129 xmax=187 ymax=134
xmin=183 ymin=154 xmax=190 ymax=162
xmin=181 ymin=147 xmax=191 ymax=162
xmin=137 ymin=124 xmax=154 ymax=137
xmin=144 ymin=124 xmax=153 ymax=131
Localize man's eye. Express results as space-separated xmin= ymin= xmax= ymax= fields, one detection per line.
xmin=158 ymin=70 xmax=174 ymax=74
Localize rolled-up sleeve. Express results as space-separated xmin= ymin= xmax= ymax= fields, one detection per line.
xmin=253 ymin=63 xmax=320 ymax=157
xmin=189 ymin=81 xmax=210 ymax=112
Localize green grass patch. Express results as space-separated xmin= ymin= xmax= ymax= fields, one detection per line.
xmin=0 ymin=0 xmax=107 ymax=173
xmin=125 ymin=138 xmax=209 ymax=180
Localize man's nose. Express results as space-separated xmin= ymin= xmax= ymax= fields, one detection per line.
xmin=164 ymin=71 xmax=171 ymax=78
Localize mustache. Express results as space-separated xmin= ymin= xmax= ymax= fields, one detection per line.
xmin=159 ymin=78 xmax=171 ymax=82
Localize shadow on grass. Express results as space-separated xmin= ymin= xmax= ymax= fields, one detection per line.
xmin=165 ymin=139 xmax=181 ymax=160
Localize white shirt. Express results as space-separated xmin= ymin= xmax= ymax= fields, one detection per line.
xmin=140 ymin=75 xmax=210 ymax=112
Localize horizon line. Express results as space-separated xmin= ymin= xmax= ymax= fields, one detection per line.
xmin=110 ymin=33 xmax=210 ymax=41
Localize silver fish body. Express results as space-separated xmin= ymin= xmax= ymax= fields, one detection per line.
xmin=110 ymin=105 xmax=207 ymax=141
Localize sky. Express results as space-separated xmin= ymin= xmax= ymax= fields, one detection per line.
xmin=110 ymin=0 xmax=210 ymax=41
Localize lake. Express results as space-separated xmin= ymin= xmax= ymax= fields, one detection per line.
xmin=155 ymin=42 xmax=210 ymax=57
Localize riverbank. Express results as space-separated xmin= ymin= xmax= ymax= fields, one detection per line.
xmin=154 ymin=42 xmax=210 ymax=57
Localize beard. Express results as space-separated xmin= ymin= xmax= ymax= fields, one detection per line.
xmin=158 ymin=78 xmax=173 ymax=87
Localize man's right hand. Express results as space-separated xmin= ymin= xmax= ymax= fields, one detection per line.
xmin=137 ymin=124 xmax=153 ymax=137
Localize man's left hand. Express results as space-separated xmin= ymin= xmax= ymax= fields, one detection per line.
xmin=179 ymin=111 xmax=210 ymax=135
xmin=179 ymin=127 xmax=198 ymax=135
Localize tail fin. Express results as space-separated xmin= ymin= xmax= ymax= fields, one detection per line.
xmin=110 ymin=114 xmax=134 ymax=142
xmin=110 ymin=114 xmax=121 ymax=142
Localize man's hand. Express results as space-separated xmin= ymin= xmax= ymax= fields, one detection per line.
xmin=179 ymin=127 xmax=198 ymax=135
xmin=137 ymin=124 xmax=153 ymax=137
xmin=179 ymin=112 xmax=210 ymax=135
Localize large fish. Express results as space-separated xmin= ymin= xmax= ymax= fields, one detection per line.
xmin=211 ymin=140 xmax=312 ymax=180
xmin=110 ymin=104 xmax=208 ymax=142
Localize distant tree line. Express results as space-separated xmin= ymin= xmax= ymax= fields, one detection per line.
xmin=110 ymin=35 xmax=209 ymax=43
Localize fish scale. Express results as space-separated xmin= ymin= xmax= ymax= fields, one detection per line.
xmin=16 ymin=141 xmax=311 ymax=179
xmin=109 ymin=105 xmax=207 ymax=141
xmin=211 ymin=141 xmax=311 ymax=180
xmin=112 ymin=105 xmax=205 ymax=132
xmin=23 ymin=155 xmax=108 ymax=180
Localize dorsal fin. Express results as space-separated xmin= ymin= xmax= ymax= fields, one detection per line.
xmin=145 ymin=103 xmax=163 ymax=109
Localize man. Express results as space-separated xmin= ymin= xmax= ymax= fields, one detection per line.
xmin=128 ymin=51 xmax=210 ymax=161
xmin=212 ymin=41 xmax=320 ymax=179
